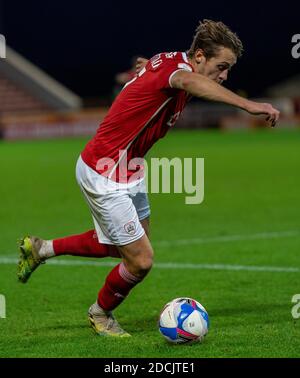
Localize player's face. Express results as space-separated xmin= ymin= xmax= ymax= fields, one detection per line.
xmin=195 ymin=47 xmax=237 ymax=85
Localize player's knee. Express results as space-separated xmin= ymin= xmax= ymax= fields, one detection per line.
xmin=136 ymin=256 xmax=153 ymax=277
xmin=130 ymin=252 xmax=153 ymax=279
xmin=120 ymin=235 xmax=154 ymax=278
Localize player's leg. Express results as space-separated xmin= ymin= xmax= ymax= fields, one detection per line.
xmin=89 ymin=233 xmax=153 ymax=337
xmin=88 ymin=198 xmax=151 ymax=332
xmin=51 ymin=217 xmax=148 ymax=260
xmin=17 ymin=231 xmax=121 ymax=283
xmin=18 ymin=215 xmax=145 ymax=272
xmin=52 ymin=230 xmax=121 ymax=258
xmin=88 ymin=183 xmax=153 ymax=337
xmin=97 ymin=233 xmax=153 ymax=308
xmin=50 ymin=213 xmax=149 ymax=259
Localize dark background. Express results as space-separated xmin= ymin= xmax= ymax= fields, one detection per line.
xmin=0 ymin=0 xmax=299 ymax=99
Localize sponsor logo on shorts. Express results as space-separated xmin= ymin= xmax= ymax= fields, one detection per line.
xmin=124 ymin=221 xmax=136 ymax=235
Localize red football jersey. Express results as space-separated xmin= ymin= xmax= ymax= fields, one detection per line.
xmin=81 ymin=52 xmax=194 ymax=182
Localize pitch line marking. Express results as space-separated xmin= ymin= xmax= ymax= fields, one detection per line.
xmin=152 ymin=230 xmax=300 ymax=248
xmin=1 ymin=230 xmax=299 ymax=273
xmin=0 ymin=257 xmax=299 ymax=273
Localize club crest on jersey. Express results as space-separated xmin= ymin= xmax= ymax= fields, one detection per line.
xmin=124 ymin=221 xmax=136 ymax=235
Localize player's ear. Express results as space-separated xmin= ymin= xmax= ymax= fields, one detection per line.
xmin=194 ymin=49 xmax=206 ymax=65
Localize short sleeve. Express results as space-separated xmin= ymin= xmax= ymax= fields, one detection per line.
xmin=147 ymin=53 xmax=193 ymax=90
xmin=168 ymin=63 xmax=193 ymax=88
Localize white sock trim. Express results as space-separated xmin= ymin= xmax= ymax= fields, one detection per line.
xmin=39 ymin=240 xmax=55 ymax=259
xmin=119 ymin=262 xmax=141 ymax=284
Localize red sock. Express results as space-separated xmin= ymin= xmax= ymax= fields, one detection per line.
xmin=53 ymin=230 xmax=121 ymax=258
xmin=98 ymin=262 xmax=141 ymax=311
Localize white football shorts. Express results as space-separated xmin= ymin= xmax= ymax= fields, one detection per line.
xmin=75 ymin=156 xmax=150 ymax=246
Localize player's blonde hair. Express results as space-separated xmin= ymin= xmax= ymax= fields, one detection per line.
xmin=188 ymin=19 xmax=243 ymax=59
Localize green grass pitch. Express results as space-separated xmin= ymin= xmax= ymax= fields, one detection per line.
xmin=0 ymin=129 xmax=300 ymax=358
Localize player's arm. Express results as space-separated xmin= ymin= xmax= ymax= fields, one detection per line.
xmin=171 ymin=70 xmax=280 ymax=127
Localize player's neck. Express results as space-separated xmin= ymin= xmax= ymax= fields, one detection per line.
xmin=186 ymin=55 xmax=198 ymax=73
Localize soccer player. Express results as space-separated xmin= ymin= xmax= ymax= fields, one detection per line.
xmin=17 ymin=20 xmax=280 ymax=337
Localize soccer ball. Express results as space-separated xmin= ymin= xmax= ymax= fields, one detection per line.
xmin=159 ymin=297 xmax=209 ymax=343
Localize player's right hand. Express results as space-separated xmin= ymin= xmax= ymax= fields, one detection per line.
xmin=136 ymin=57 xmax=149 ymax=75
xmin=246 ymin=101 xmax=280 ymax=127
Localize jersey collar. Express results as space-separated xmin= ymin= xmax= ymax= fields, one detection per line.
xmin=182 ymin=52 xmax=194 ymax=72
xmin=182 ymin=52 xmax=189 ymax=63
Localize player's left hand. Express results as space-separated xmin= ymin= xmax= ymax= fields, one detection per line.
xmin=245 ymin=101 xmax=280 ymax=127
